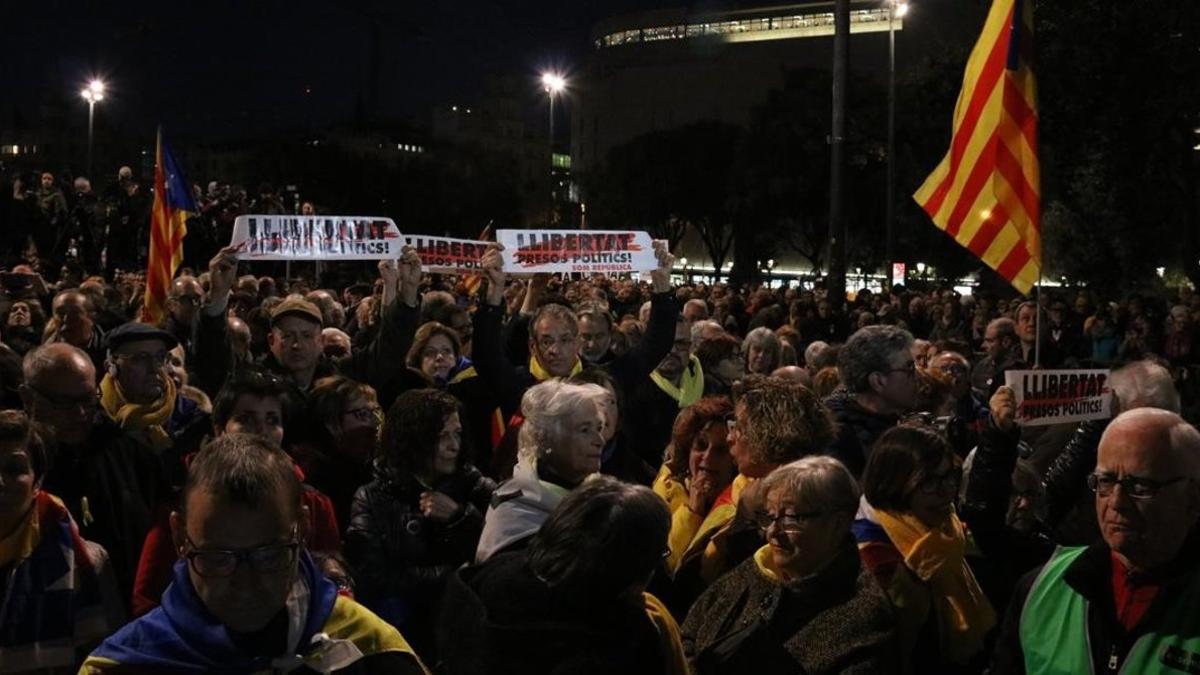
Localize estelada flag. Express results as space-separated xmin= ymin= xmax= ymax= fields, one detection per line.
xmin=913 ymin=0 xmax=1040 ymax=295
xmin=461 ymin=221 xmax=493 ymax=297
xmin=141 ymin=129 xmax=197 ymax=324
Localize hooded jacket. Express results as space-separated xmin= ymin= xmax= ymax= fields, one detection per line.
xmin=474 ymin=462 xmax=567 ymax=564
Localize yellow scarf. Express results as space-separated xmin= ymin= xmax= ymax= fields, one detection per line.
xmin=875 ymin=509 xmax=996 ymax=664
xmin=650 ymin=355 xmax=705 ymax=408
xmin=528 ymin=355 xmax=582 ymax=382
xmin=0 ymin=498 xmax=39 ymax=567
xmin=643 ymin=592 xmax=690 ymax=675
xmin=100 ymin=372 xmax=176 ymax=451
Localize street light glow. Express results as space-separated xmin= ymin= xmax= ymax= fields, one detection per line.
xmin=541 ymin=72 xmax=566 ymax=94
xmin=81 ymin=79 xmax=106 ymax=103
xmin=895 ymin=2 xmax=910 ymax=18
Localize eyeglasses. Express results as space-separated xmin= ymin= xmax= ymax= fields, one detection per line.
xmin=919 ymin=466 xmax=963 ymax=495
xmin=344 ymin=406 xmax=382 ymax=423
xmin=1087 ymin=473 xmax=1186 ymax=500
xmin=31 ymin=385 xmax=98 ymax=412
xmin=173 ymin=294 xmax=202 ymax=305
xmin=183 ymin=527 xmax=300 ymax=577
xmin=421 ymin=346 xmax=455 ymax=361
xmin=885 ymin=361 xmax=917 ymax=377
xmin=536 ymin=335 xmax=578 ymax=352
xmin=753 ymin=509 xmax=828 ymax=533
xmin=934 ymin=362 xmax=968 ymax=376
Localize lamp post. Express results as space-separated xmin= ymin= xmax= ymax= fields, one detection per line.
xmin=541 ymin=72 xmax=566 ymax=226
xmin=885 ymin=2 xmax=908 ymax=291
xmin=80 ymin=80 xmax=106 ymax=180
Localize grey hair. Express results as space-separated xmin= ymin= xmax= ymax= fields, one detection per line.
xmin=575 ymin=301 xmax=614 ymax=331
xmin=1110 ymin=360 xmax=1180 ymax=413
xmin=837 ymin=325 xmax=915 ymax=393
xmin=760 ymin=455 xmax=860 ymax=514
xmin=22 ymin=343 xmax=94 ymax=386
xmin=516 ymin=380 xmax=609 ymax=467
xmin=743 ymin=327 xmax=782 ymax=359
xmin=691 ymin=320 xmax=723 ymax=349
xmin=804 ymin=341 xmax=830 ymax=368
xmin=531 ymin=303 xmax=579 ymax=336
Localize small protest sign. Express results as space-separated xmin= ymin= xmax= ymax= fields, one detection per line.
xmin=497 ymin=230 xmax=656 ymax=274
xmin=402 ymin=235 xmax=489 ymax=273
xmin=1004 ymin=369 xmax=1112 ymax=427
xmin=231 ymin=215 xmax=403 ymax=260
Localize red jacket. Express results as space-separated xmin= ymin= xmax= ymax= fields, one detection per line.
xmin=130 ymin=464 xmax=341 ymax=617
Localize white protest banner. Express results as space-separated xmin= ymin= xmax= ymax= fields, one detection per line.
xmin=497 ymin=229 xmax=656 ymax=274
xmin=230 ymin=215 xmax=403 ymax=260
xmin=1004 ymin=369 xmax=1112 ymax=427
xmin=402 ymin=234 xmax=489 ymax=273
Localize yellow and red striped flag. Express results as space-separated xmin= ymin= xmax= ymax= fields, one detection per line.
xmin=913 ymin=0 xmax=1039 ymax=294
xmin=462 ymin=221 xmax=494 ymax=297
xmin=141 ymin=129 xmax=196 ymax=324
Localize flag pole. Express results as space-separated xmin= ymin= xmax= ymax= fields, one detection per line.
xmin=1034 ymin=273 xmax=1042 ymax=367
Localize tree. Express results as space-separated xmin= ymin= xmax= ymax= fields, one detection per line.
xmin=583 ymin=121 xmax=742 ymax=264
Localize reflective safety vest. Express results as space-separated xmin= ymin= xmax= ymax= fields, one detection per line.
xmin=1019 ymin=546 xmax=1200 ymax=675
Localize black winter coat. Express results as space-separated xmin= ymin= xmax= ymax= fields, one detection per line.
xmin=823 ymin=390 xmax=898 ymax=478
xmin=344 ymin=464 xmax=495 ymax=658
xmin=437 ymin=550 xmax=672 ymax=675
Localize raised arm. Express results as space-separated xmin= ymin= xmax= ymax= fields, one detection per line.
xmin=192 ymin=246 xmax=239 ymax=398
xmin=472 ymin=244 xmax=528 ymax=417
xmin=338 ymin=247 xmax=421 ymax=392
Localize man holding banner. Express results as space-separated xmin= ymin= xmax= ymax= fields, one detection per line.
xmin=471 ymin=239 xmax=677 ymax=425
xmin=191 ymin=244 xmax=423 ymax=435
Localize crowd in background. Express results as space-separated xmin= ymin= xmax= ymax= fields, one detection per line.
xmin=2 ymin=166 xmax=1200 ymax=674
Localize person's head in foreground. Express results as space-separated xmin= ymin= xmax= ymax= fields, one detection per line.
xmin=1092 ymin=408 xmax=1200 ymax=572
xmin=84 ymin=432 xmax=427 ymax=673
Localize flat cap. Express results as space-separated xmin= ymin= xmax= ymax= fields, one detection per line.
xmin=271 ymin=295 xmax=323 ymax=327
xmin=106 ymin=322 xmax=179 ymax=352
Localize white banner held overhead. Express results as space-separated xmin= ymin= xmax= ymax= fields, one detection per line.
xmin=402 ymin=235 xmax=489 ymax=273
xmin=1004 ymin=369 xmax=1113 ymax=427
xmin=230 ymin=215 xmax=403 ymax=260
xmin=497 ymin=229 xmax=656 ymax=274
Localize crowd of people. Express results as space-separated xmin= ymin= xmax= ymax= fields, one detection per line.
xmin=3 ymin=170 xmax=1200 ymax=674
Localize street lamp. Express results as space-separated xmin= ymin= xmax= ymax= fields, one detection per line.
xmin=885 ymin=1 xmax=908 ymax=290
xmin=541 ymin=72 xmax=567 ymax=226
xmin=80 ymin=79 xmax=106 ymax=180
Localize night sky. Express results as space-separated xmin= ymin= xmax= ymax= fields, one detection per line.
xmin=3 ymin=0 xmax=714 ymax=138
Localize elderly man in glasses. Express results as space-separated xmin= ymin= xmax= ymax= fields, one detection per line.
xmin=21 ymin=343 xmax=167 ymax=615
xmin=83 ymin=433 xmax=428 ymax=673
xmin=100 ymin=322 xmax=212 ymax=480
xmin=991 ymin=408 xmax=1200 ymax=674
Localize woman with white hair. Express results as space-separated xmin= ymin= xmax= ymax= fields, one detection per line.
xmin=743 ymin=327 xmax=782 ymax=375
xmin=682 ymin=456 xmax=898 ymax=673
xmin=474 ymin=379 xmax=609 ymax=563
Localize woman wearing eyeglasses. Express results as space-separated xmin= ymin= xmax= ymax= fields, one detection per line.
xmin=289 ymin=375 xmax=382 ymax=531
xmin=854 ymin=425 xmax=996 ymax=673
xmin=345 ymin=388 xmax=496 ymax=662
xmin=682 ymin=457 xmax=898 ymax=674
